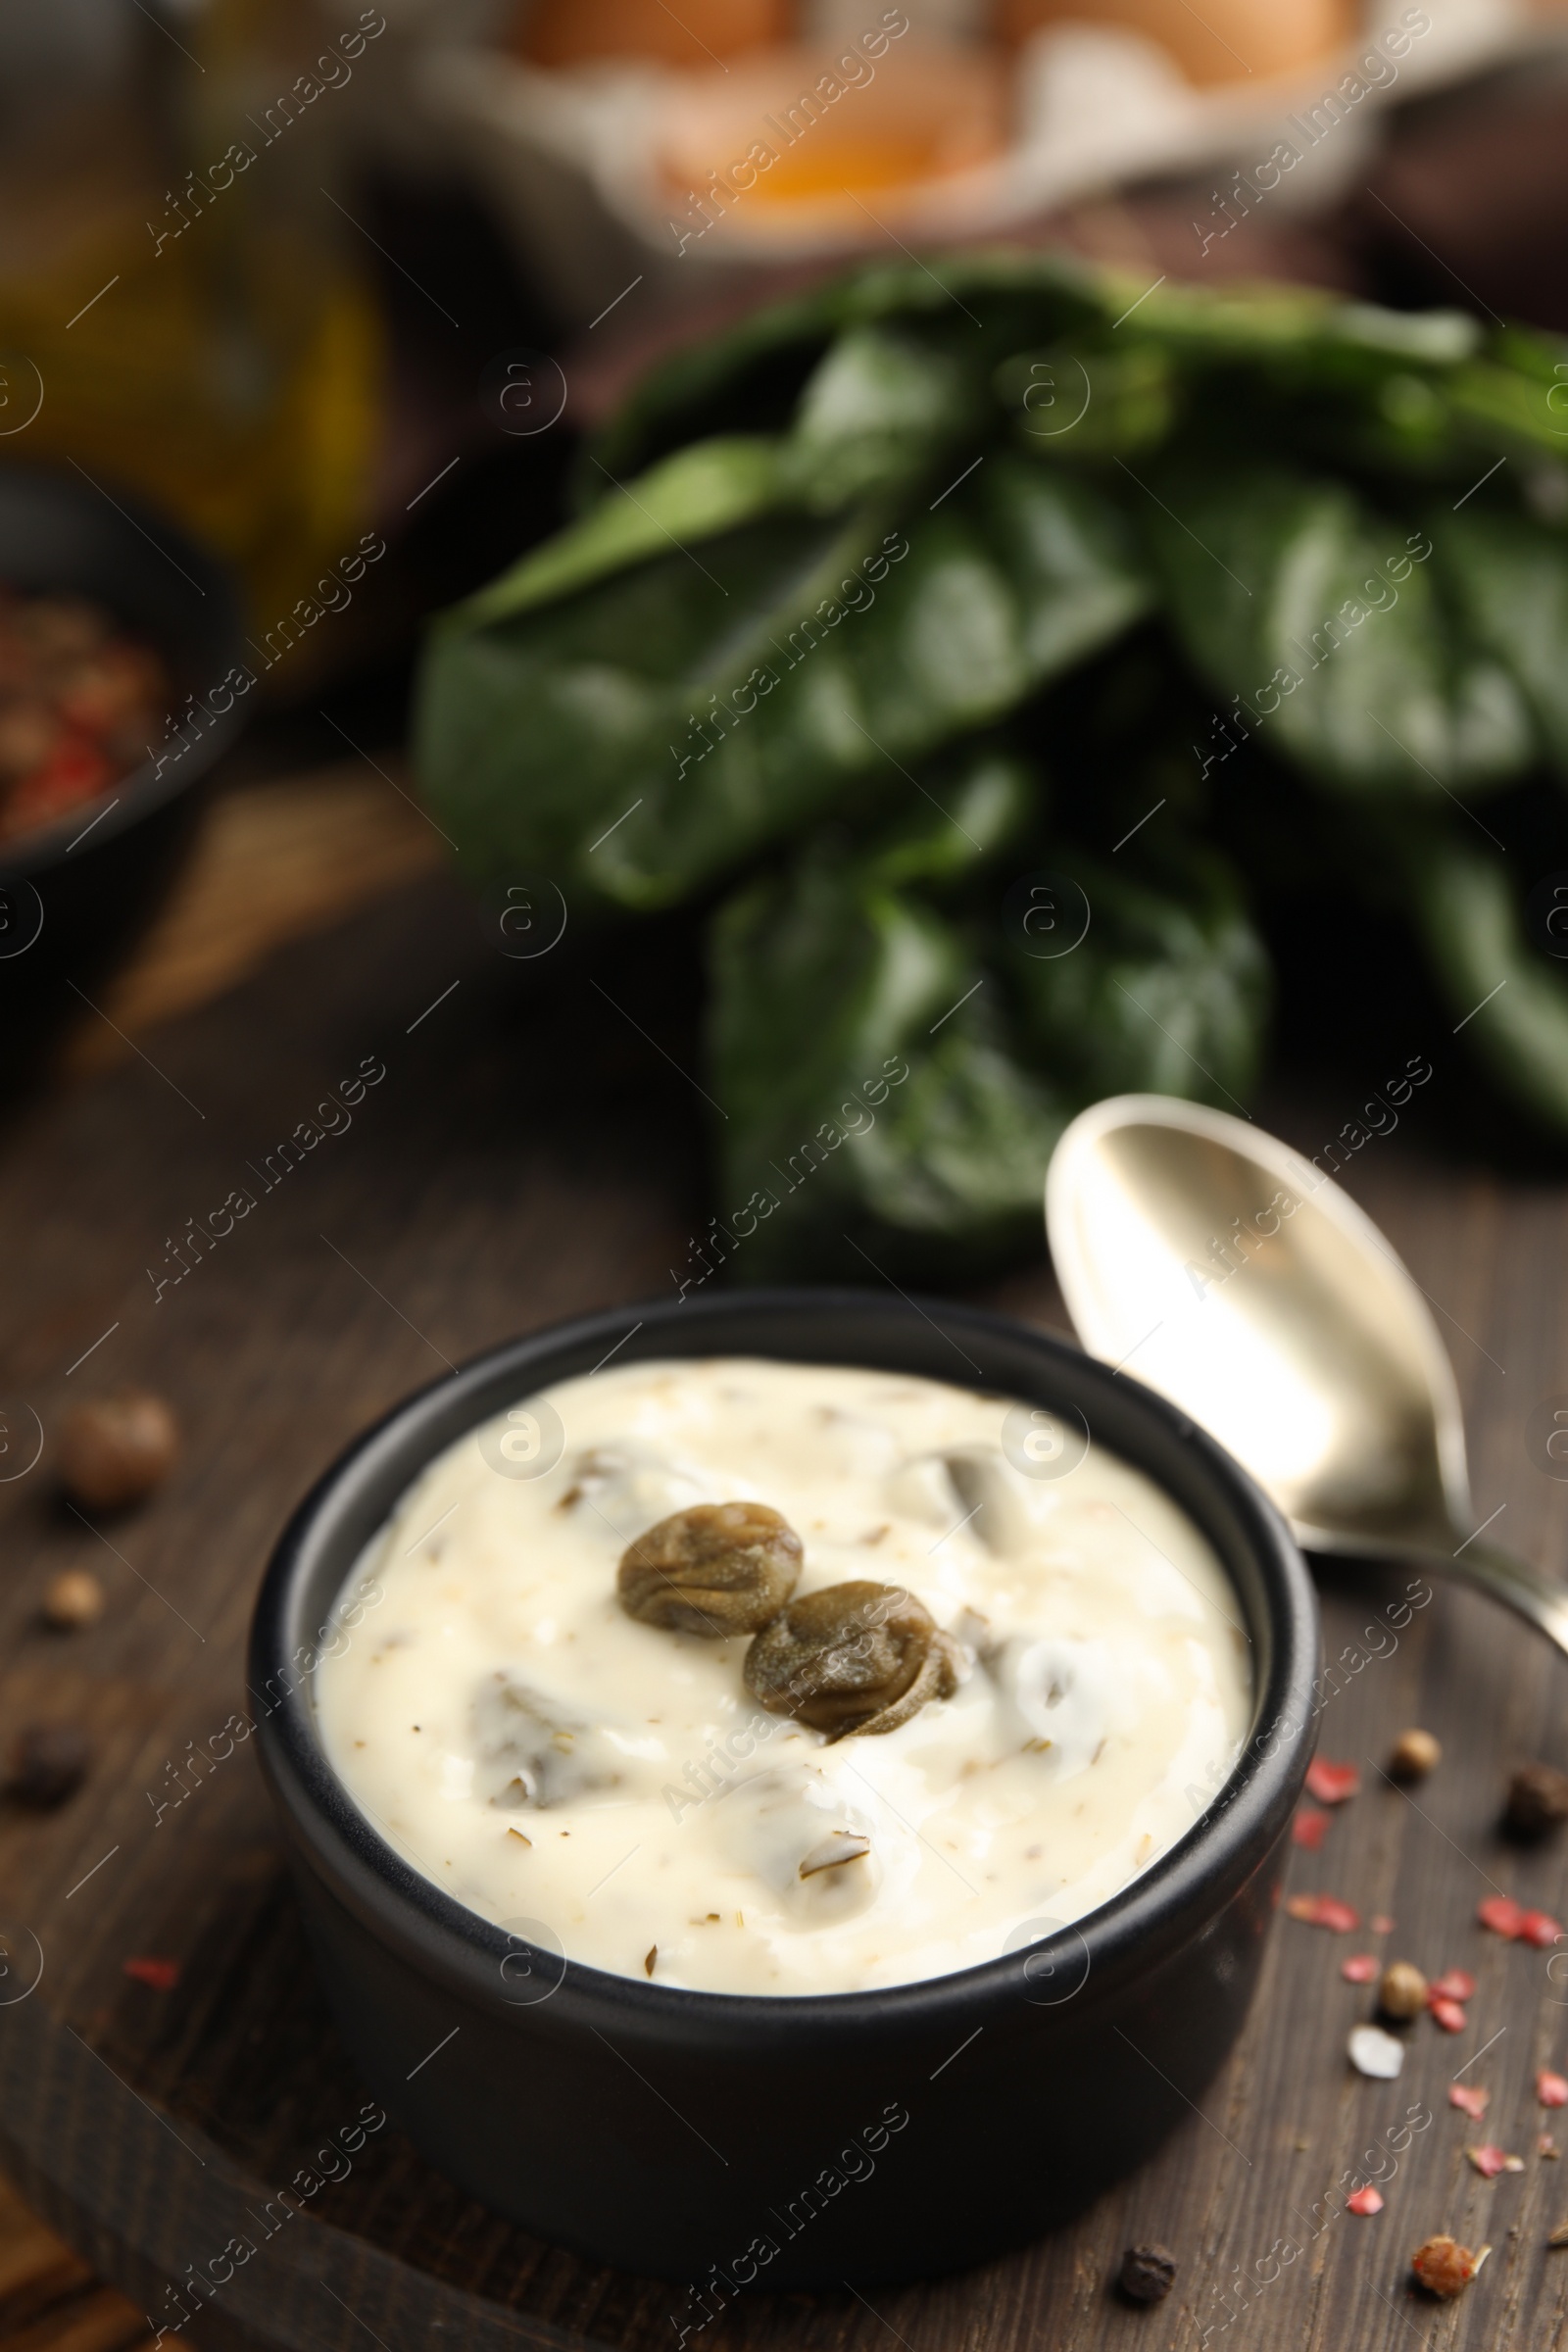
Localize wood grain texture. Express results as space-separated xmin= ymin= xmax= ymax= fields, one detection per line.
xmin=58 ymin=763 xmax=444 ymax=1080
xmin=2 ymin=868 xmax=1568 ymax=2352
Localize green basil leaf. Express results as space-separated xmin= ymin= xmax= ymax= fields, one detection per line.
xmin=455 ymin=436 xmax=787 ymax=629
xmin=591 ymin=250 xmax=1105 ymax=484
xmin=1145 ymin=463 xmax=1534 ymax=793
xmin=997 ymin=340 xmax=1176 ymax=463
xmin=708 ymin=806 xmax=1064 ymax=1275
xmin=415 ymin=456 xmax=1149 ymax=911
xmin=1109 ymin=275 xmax=1479 ymax=371
xmin=858 ymin=745 xmax=1035 ymax=891
xmin=1399 ymin=819 xmax=1568 ymax=1130
xmin=1445 ymin=324 xmax=1568 ymax=462
xmin=780 ymin=322 xmax=993 ymax=510
xmin=1432 ymin=504 xmax=1568 ymax=772
xmin=1005 ymin=842 xmax=1270 ymax=1106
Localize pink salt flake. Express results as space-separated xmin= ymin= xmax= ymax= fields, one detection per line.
xmin=1287 ymin=1893 xmax=1360 ymax=1933
xmin=1306 ymin=1758 xmax=1360 ymax=1806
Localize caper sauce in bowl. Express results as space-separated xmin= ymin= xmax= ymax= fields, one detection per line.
xmin=316 ymin=1359 xmax=1251 ymax=1996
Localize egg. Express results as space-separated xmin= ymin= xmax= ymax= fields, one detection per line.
xmin=995 ymin=0 xmax=1356 ymax=87
xmin=517 ymin=0 xmax=793 ymax=71
xmin=656 ymin=40 xmax=1007 ymax=209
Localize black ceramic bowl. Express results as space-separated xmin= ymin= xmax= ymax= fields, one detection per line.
xmin=0 ymin=465 xmax=247 ymax=1091
xmin=252 ymin=1290 xmax=1317 ymax=2291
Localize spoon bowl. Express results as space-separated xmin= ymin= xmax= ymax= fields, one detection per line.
xmin=1047 ymin=1094 xmax=1568 ymax=1653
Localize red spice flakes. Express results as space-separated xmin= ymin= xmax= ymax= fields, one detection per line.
xmin=1540 ymin=2072 xmax=1568 ymax=2108
xmin=1466 ymin=2144 xmax=1524 ymax=2178
xmin=1411 ymin=2235 xmax=1488 ymax=2298
xmin=1286 ymin=1892 xmax=1360 ymax=1932
xmin=1347 ymin=2184 xmax=1384 ymax=2216
xmin=1431 ymin=1968 xmax=1477 ymax=2001
xmin=1305 ymin=1758 xmax=1360 ymax=1805
xmin=1475 ymin=1897 xmax=1565 ymax=1945
xmin=1293 ymin=1805 xmax=1332 ymax=1850
xmin=122 ymin=1956 xmax=179 ymax=1991
xmin=1371 ymin=1913 xmax=1395 ymax=1935
xmin=1430 ymin=1997 xmax=1468 ymax=2034
xmin=1341 ymin=1952 xmax=1380 ymax=1984
xmin=1450 ymin=2084 xmax=1491 ymax=2121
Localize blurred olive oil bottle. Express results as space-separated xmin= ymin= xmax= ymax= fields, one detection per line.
xmin=0 ymin=0 xmax=385 ymax=635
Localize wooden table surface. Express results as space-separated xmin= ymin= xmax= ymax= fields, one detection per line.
xmin=4 ymin=769 xmax=1568 ymax=2352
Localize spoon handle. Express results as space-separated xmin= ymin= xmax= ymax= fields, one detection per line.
xmin=1428 ymin=1540 xmax=1568 ymax=1657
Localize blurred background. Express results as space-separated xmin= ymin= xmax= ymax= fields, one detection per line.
xmin=2 ymin=0 xmax=1568 ymax=1078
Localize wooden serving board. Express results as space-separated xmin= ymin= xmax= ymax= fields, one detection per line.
xmin=4 ymin=859 xmax=1568 ymax=2352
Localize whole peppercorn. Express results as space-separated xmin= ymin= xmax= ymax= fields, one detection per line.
xmin=1379 ymin=1960 xmax=1429 ymax=2021
xmin=1411 ymin=2234 xmax=1484 ymax=2298
xmin=1389 ymin=1727 xmax=1441 ymax=1781
xmin=1118 ymin=2244 xmax=1177 ymax=2305
xmin=40 ymin=1569 xmax=105 ymax=1631
xmin=8 ymin=1723 xmax=90 ymax=1806
xmin=60 ymin=1389 xmax=178 ymax=1511
xmin=1504 ymin=1761 xmax=1568 ymax=1840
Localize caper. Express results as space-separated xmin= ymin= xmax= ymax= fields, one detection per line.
xmin=617 ymin=1501 xmax=802 ymax=1638
xmin=743 ymin=1580 xmax=960 ymax=1740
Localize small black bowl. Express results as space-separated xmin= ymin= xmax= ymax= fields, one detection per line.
xmin=0 ymin=464 xmax=247 ymax=1092
xmin=251 ymin=1289 xmax=1316 ymax=2291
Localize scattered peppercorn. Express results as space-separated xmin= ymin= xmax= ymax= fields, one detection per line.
xmin=1411 ymin=2235 xmax=1485 ymax=2298
xmin=40 ymin=1568 xmax=104 ymax=1630
xmin=1379 ymin=1960 xmax=1429 ymax=2021
xmin=60 ymin=1388 xmax=178 ymax=1511
xmin=7 ymin=1722 xmax=90 ymax=1806
xmin=1389 ymin=1727 xmax=1441 ymax=1781
xmin=1118 ymin=2244 xmax=1177 ymax=2305
xmin=618 ymin=1501 xmax=802 ymax=1637
xmin=1503 ymin=1761 xmax=1568 ymax=1839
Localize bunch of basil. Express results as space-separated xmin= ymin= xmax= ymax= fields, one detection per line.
xmin=415 ymin=251 xmax=1568 ymax=1275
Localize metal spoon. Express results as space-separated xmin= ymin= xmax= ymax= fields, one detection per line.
xmin=1045 ymin=1093 xmax=1568 ymax=1655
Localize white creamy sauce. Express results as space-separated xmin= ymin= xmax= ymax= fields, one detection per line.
xmin=317 ymin=1358 xmax=1251 ymax=1996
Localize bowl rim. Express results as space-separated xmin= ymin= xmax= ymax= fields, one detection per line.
xmin=0 ymin=460 xmax=247 ymax=880
xmin=251 ymin=1286 xmax=1318 ymax=2035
